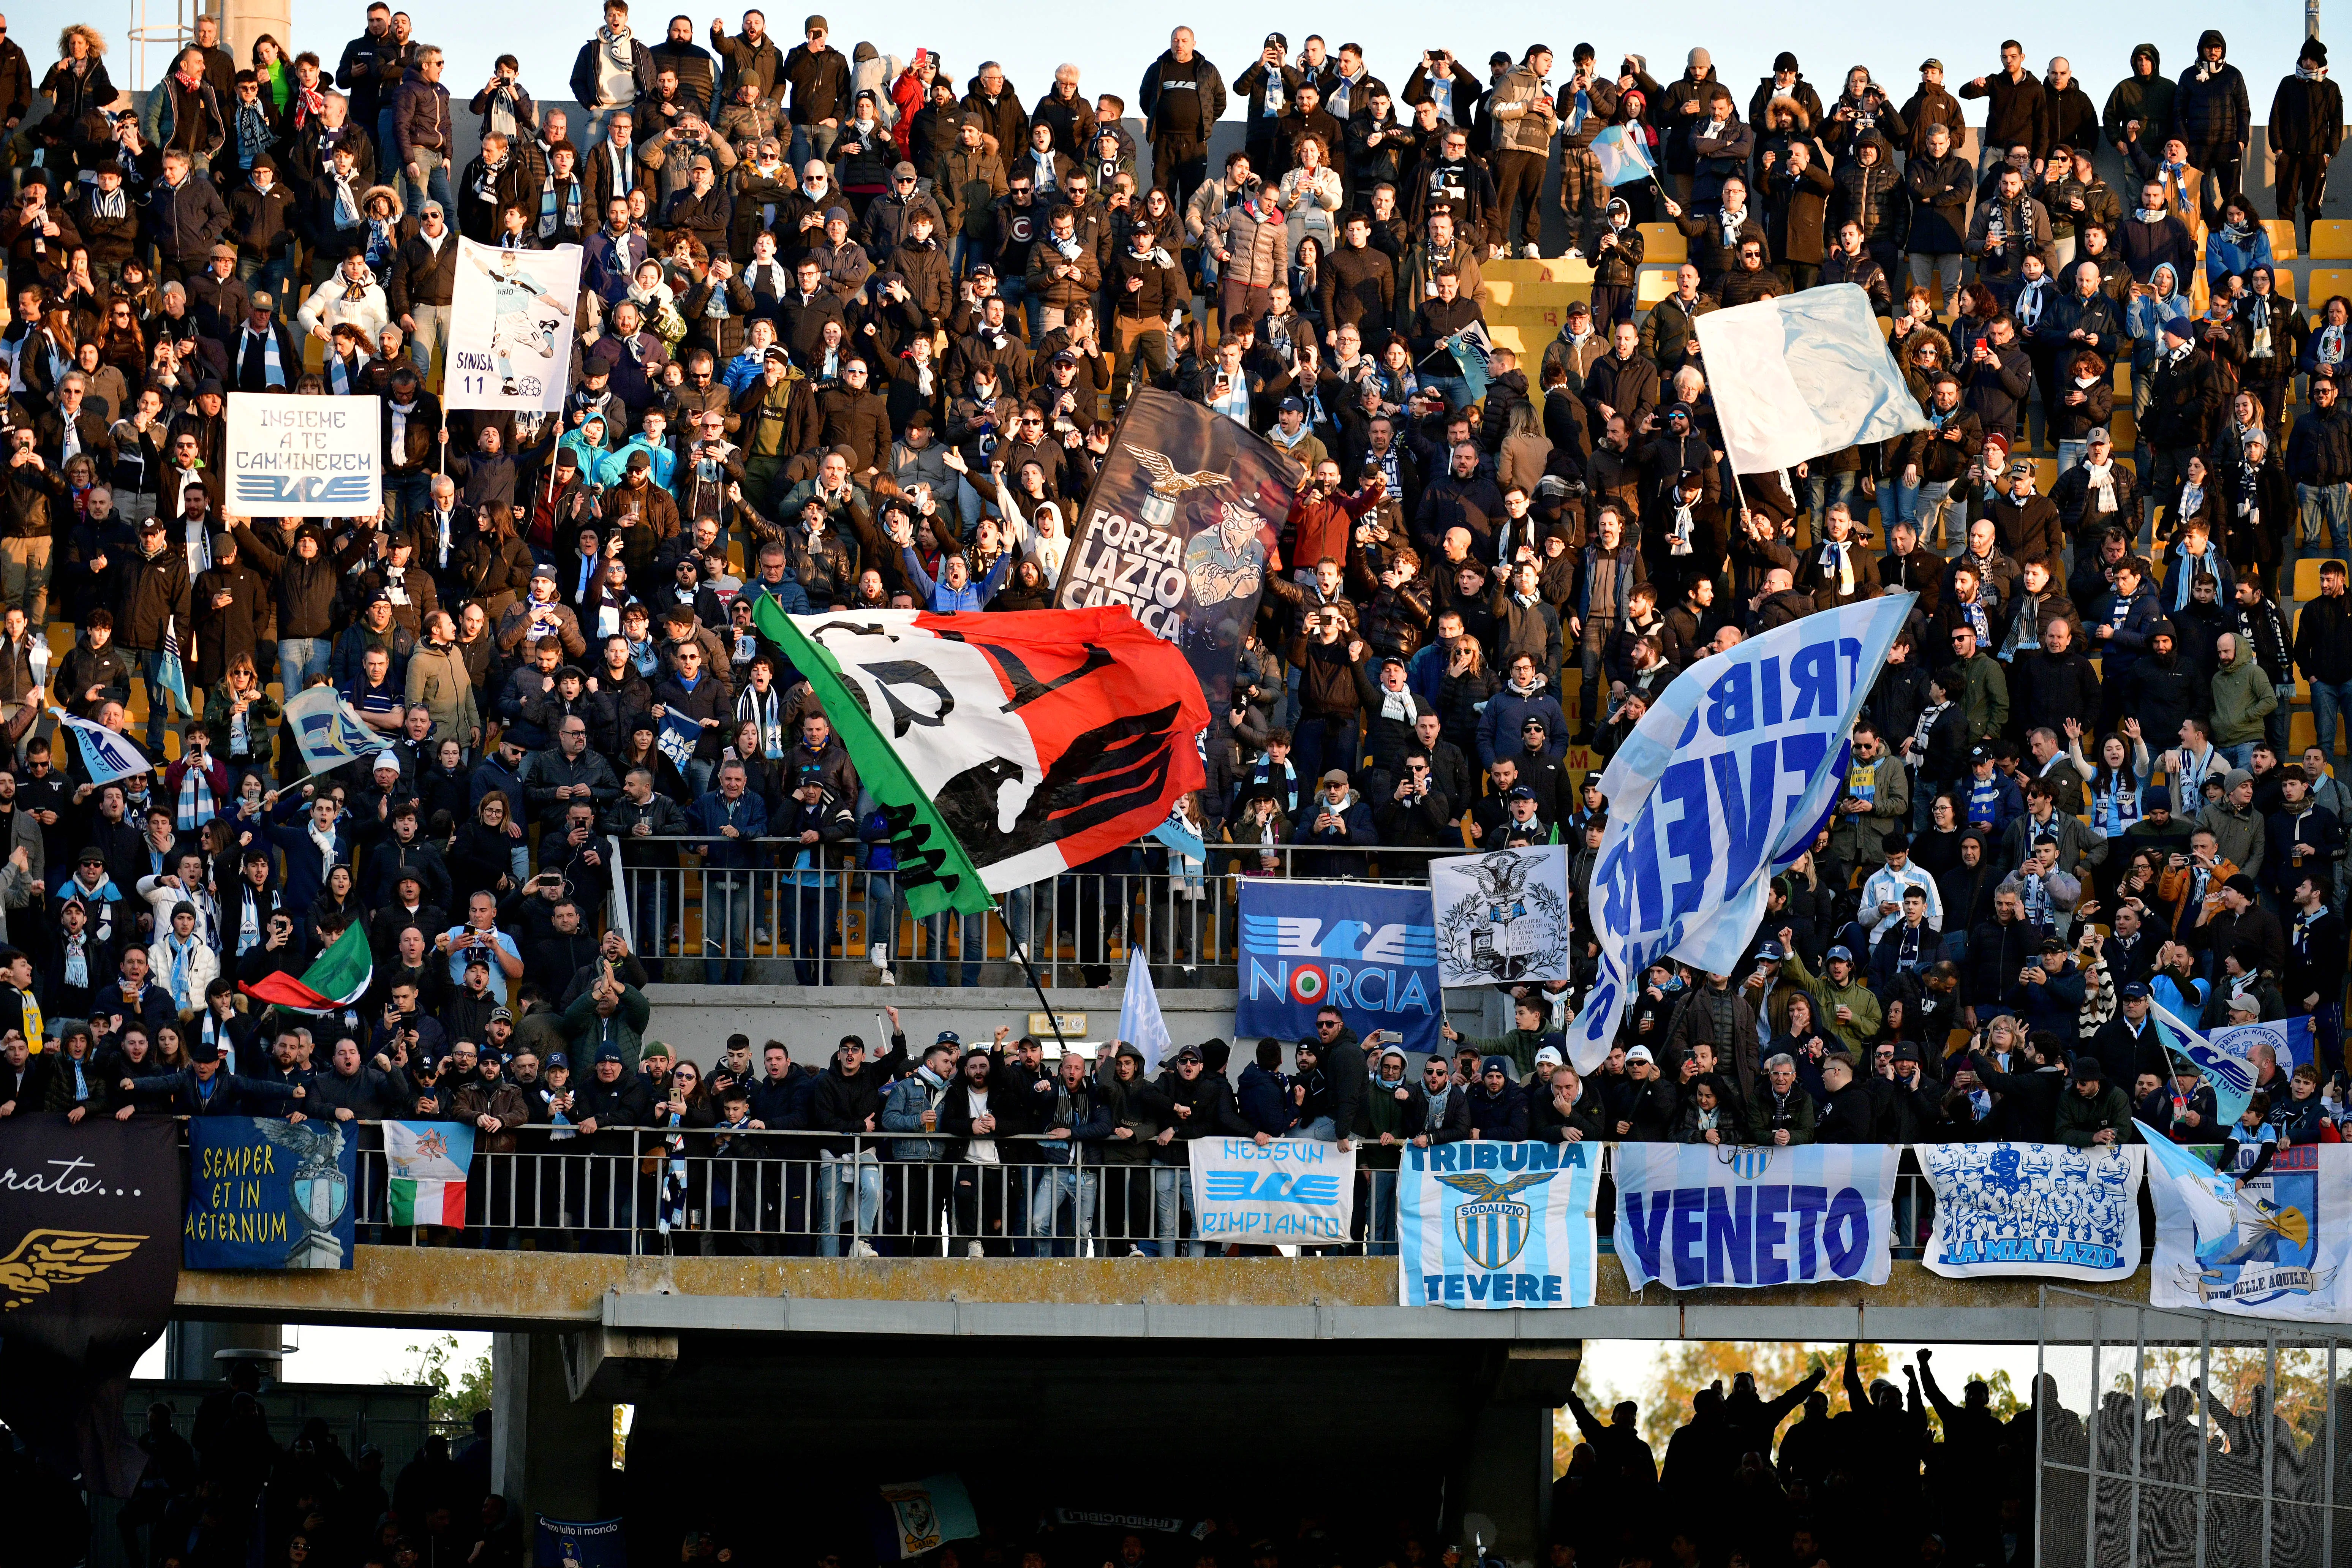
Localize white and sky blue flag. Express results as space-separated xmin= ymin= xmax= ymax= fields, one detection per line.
xmin=1118 ymin=947 xmax=1174 ymax=1072
xmin=1567 ymin=596 xmax=1913 ymax=1070
xmin=1397 ymin=1141 xmax=1600 ymax=1308
xmin=2151 ymin=999 xmax=2260 ymax=1127
xmin=1590 ymin=125 xmax=1656 ymax=187
xmin=2136 ymin=1122 xmax=2238 ymax=1255
xmin=1613 ymin=1144 xmax=1901 ymax=1290
xmin=50 ymin=708 xmax=149 ymax=787
xmin=284 ymin=684 xmax=384 ymax=776
xmin=1696 ymin=285 xmax=1930 ymax=476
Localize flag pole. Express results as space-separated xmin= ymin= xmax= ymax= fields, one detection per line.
xmin=993 ymin=896 xmax=1075 ymax=1061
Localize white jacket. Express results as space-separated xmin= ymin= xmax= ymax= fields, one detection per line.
xmin=297 ymin=273 xmax=393 ymax=342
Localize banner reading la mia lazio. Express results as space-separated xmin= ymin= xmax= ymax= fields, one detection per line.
xmin=1568 ymin=595 xmax=1913 ymax=1072
xmin=1397 ymin=1140 xmax=1601 ymax=1308
xmin=1917 ymin=1142 xmax=2144 ymax=1282
xmin=1612 ymin=1144 xmax=1900 ymax=1290
xmin=1187 ymin=1137 xmax=1355 ymax=1242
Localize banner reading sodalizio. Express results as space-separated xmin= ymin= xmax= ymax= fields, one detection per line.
xmin=2150 ymin=1140 xmax=2352 ymax=1321
xmin=1916 ymin=1142 xmax=2144 ymax=1282
xmin=445 ymin=238 xmax=583 ymax=413
xmin=224 ymin=393 xmax=381 ymax=517
xmin=1568 ymin=595 xmax=1913 ymax=1071
xmin=1054 ymin=387 xmax=1295 ymax=714
xmin=1430 ymin=845 xmax=1570 ymax=986
xmin=1611 ymin=1144 xmax=1901 ymax=1291
xmin=1188 ymin=1136 xmax=1355 ymax=1243
xmin=1397 ymin=1141 xmax=1601 ymax=1307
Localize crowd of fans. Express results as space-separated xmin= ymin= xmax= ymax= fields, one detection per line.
xmin=0 ymin=0 xmax=2345 ymax=1233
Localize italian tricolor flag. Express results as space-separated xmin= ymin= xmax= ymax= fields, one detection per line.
xmin=241 ymin=920 xmax=376 ymax=1012
xmin=384 ymin=1121 xmax=476 ymax=1226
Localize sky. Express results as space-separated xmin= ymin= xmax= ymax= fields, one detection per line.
xmin=31 ymin=0 xmax=2334 ymax=113
xmin=134 ymin=1323 xmax=491 ymax=1386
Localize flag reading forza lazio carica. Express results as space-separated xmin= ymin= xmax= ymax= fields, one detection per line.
xmin=768 ymin=605 xmax=1209 ymax=918
xmin=1568 ymin=594 xmax=1913 ymax=1072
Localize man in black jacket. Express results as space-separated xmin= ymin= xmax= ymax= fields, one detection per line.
xmin=2296 ymin=558 xmax=2352 ymax=759
xmin=808 ymin=1010 xmax=910 ymax=1255
xmin=1152 ymin=1043 xmax=1252 ymax=1256
xmin=2289 ymin=379 xmax=2352 ymax=559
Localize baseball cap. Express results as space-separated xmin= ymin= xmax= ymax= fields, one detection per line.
xmin=1755 ymin=940 xmax=1785 ymax=962
xmin=1506 ymin=786 xmax=1536 ymax=801
xmin=1172 ymin=1044 xmax=1204 ymax=1064
xmin=250 ymin=289 xmax=274 ymax=311
xmin=893 ymin=160 xmax=917 ymax=180
xmin=1278 ymin=395 xmax=1304 ymax=413
xmin=545 ymin=1052 xmax=569 ymax=1070
xmin=1826 ymin=944 xmax=1853 ymax=963
xmin=2121 ymin=982 xmax=2151 ymax=1000
xmin=490 ymin=1007 xmax=515 ymax=1024
xmin=1892 ymin=1043 xmax=1921 ymax=1063
xmin=934 ymin=1029 xmax=962 ymax=1046
xmin=2039 ymin=936 xmax=2069 ymax=954
xmin=1920 ymin=57 xmax=1943 ymax=71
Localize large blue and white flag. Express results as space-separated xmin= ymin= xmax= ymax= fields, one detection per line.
xmin=1697 ymin=285 xmax=1930 ymax=477
xmin=2148 ymin=1138 xmax=2352 ymax=1320
xmin=1917 ymin=1142 xmax=2143 ymax=1281
xmin=2151 ymin=999 xmax=2260 ymax=1128
xmin=2208 ymin=1015 xmax=2312 ymax=1080
xmin=1189 ymin=1136 xmax=1355 ymax=1244
xmin=1612 ymin=1143 xmax=1902 ymax=1290
xmin=1118 ymin=947 xmax=1174 ymax=1072
xmin=2135 ymin=1121 xmax=2238 ymax=1255
xmin=1589 ymin=125 xmax=1657 ymax=187
xmin=157 ymin=615 xmax=191 ymax=719
xmin=1568 ymin=596 xmax=1914 ymax=1070
xmin=654 ymin=709 xmax=702 ymax=773
xmin=283 ymin=683 xmax=384 ymax=776
xmin=1397 ymin=1140 xmax=1600 ymax=1308
xmin=49 ymin=708 xmax=150 ymax=787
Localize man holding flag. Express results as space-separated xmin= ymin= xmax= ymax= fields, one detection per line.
xmin=1557 ymin=43 xmax=1625 ymax=234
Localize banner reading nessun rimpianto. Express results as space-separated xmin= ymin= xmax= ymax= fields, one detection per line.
xmin=1055 ymin=387 xmax=1296 ymax=715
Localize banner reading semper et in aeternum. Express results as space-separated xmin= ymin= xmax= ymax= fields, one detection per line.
xmin=1569 ymin=595 xmax=1914 ymax=1072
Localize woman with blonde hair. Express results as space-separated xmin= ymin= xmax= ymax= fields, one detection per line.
xmin=1498 ymin=397 xmax=1554 ymax=499
xmin=41 ymin=26 xmax=115 ymax=125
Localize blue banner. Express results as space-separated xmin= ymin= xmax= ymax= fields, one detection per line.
xmin=655 ymin=710 xmax=702 ymax=772
xmin=537 ymin=1516 xmax=626 ymax=1568
xmin=183 ymin=1117 xmax=356 ymax=1270
xmin=1611 ymin=1143 xmax=1901 ymax=1290
xmin=1236 ymin=879 xmax=1442 ymax=1053
xmin=1397 ymin=1140 xmax=1601 ymax=1308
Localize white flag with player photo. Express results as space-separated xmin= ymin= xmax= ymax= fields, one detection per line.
xmin=444 ymin=239 xmax=583 ymax=413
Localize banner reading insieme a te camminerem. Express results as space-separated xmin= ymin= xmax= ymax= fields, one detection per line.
xmin=1566 ymin=596 xmax=1914 ymax=1072
xmin=224 ymin=392 xmax=381 ymax=517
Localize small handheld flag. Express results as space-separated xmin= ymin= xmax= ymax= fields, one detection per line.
xmin=240 ymin=920 xmax=376 ymax=1013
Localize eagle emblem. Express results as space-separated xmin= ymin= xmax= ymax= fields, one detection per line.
xmin=0 ymin=1229 xmax=146 ymax=1309
xmin=1437 ymin=1171 xmax=1559 ymax=1270
xmin=1124 ymin=445 xmax=1232 ymax=497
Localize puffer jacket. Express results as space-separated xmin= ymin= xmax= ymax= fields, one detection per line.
xmin=1487 ymin=63 xmax=1559 ymax=155
xmin=2173 ymin=33 xmax=2250 ymax=152
xmin=1833 ymin=135 xmax=1904 ymax=245
xmin=1208 ymin=196 xmax=1287 ymax=289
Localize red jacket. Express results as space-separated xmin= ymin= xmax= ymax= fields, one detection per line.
xmin=1284 ymin=481 xmax=1381 ymax=575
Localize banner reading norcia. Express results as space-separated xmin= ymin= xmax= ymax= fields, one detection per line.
xmin=1236 ymin=879 xmax=1443 ymax=1054
xmin=446 ymin=238 xmax=583 ymax=413
xmin=224 ymin=393 xmax=381 ymax=517
xmin=1054 ymin=388 xmax=1295 ymax=714
xmin=1612 ymin=1144 xmax=1901 ymax=1290
xmin=1397 ymin=1140 xmax=1601 ymax=1308
xmin=1917 ymin=1143 xmax=2143 ymax=1282
xmin=1569 ymin=596 xmax=1913 ymax=1072
xmin=1188 ymin=1137 xmax=1355 ymax=1242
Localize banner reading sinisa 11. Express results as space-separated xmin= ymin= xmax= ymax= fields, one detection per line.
xmin=444 ymin=238 xmax=584 ymax=413
xmin=1054 ymin=388 xmax=1295 ymax=714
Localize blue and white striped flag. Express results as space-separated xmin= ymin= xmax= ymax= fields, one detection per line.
xmin=1590 ymin=125 xmax=1657 ymax=187
xmin=49 ymin=708 xmax=150 ymax=787
xmin=157 ymin=614 xmax=191 ymax=719
xmin=1397 ymin=1141 xmax=1601 ymax=1308
xmin=2151 ymin=999 xmax=2260 ymax=1129
xmin=284 ymin=683 xmax=384 ymax=776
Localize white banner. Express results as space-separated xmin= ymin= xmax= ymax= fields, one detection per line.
xmin=1186 ymin=1136 xmax=1354 ymax=1244
xmin=2151 ymin=1141 xmax=2352 ymax=1320
xmin=444 ymin=239 xmax=583 ymax=412
xmin=49 ymin=708 xmax=150 ymax=787
xmin=1694 ymin=284 xmax=1930 ymax=476
xmin=223 ymin=393 xmax=381 ymax=517
xmin=1916 ymin=1142 xmax=2143 ymax=1281
xmin=1567 ymin=596 xmax=1913 ymax=1071
xmin=1430 ymin=846 xmax=1570 ymax=987
xmin=1611 ymin=1143 xmax=1901 ymax=1290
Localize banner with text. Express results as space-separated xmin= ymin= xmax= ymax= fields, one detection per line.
xmin=1236 ymin=879 xmax=1443 ymax=1054
xmin=1397 ymin=1140 xmax=1601 ymax=1308
xmin=1612 ymin=1143 xmax=1901 ymax=1291
xmin=1054 ymin=388 xmax=1293 ymax=714
xmin=1430 ymin=845 xmax=1571 ymax=987
xmin=1568 ymin=595 xmax=1913 ymax=1072
xmin=536 ymin=1516 xmax=625 ymax=1568
xmin=1187 ymin=1136 xmax=1356 ymax=1243
xmin=2151 ymin=1141 xmax=2352 ymax=1320
xmin=183 ymin=1117 xmax=356 ymax=1270
xmin=446 ymin=239 xmax=584 ymax=413
xmin=225 ymin=393 xmax=381 ymax=517
xmin=1917 ymin=1142 xmax=2144 ymax=1282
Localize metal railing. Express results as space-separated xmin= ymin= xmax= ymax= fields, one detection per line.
xmin=606 ymin=839 xmax=1451 ymax=987
xmin=156 ymin=1123 xmax=2161 ymax=1263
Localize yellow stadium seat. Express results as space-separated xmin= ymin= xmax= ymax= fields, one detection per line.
xmin=2298 ymin=558 xmax=2349 ymax=601
xmin=1878 ymin=315 xmax=1893 ymax=338
xmin=2271 ymin=270 xmax=2300 ymax=301
xmin=2267 ymin=220 xmax=2301 ymax=261
xmin=1639 ymin=223 xmax=1687 ymax=264
xmin=2033 ymin=458 xmax=2057 ymax=493
xmin=2113 ymin=362 xmax=2131 ymax=393
xmin=2111 ymin=409 xmax=2135 ymax=448
xmin=1636 ymin=266 xmax=1679 ymax=307
xmin=2294 ymin=710 xmax=2319 ymax=753
xmin=2313 ymin=220 xmax=2352 ymax=259
xmin=2310 ymin=268 xmax=2352 ymax=307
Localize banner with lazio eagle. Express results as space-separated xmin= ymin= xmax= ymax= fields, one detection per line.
xmin=1568 ymin=595 xmax=1914 ymax=1072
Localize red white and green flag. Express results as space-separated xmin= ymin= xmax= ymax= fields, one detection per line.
xmin=240 ymin=920 xmax=375 ymax=1012
xmin=384 ymin=1121 xmax=475 ymax=1226
xmin=758 ymin=602 xmax=1209 ymax=918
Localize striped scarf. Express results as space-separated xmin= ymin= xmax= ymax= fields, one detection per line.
xmin=175 ymin=761 xmax=215 ymax=831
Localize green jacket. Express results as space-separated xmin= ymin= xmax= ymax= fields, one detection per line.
xmin=1746 ymin=1081 xmax=1817 ymax=1145
xmin=1951 ymin=650 xmax=2010 ymax=741
xmin=2209 ymin=642 xmax=2278 ymax=746
xmin=1826 ymin=753 xmax=1911 ymax=867
xmin=2056 ymin=1082 xmax=2135 ymax=1148
xmin=1779 ymin=948 xmax=1884 ymax=1053
xmin=560 ymin=983 xmax=653 ymax=1067
xmin=1457 ymin=1025 xmax=1547 ymax=1078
